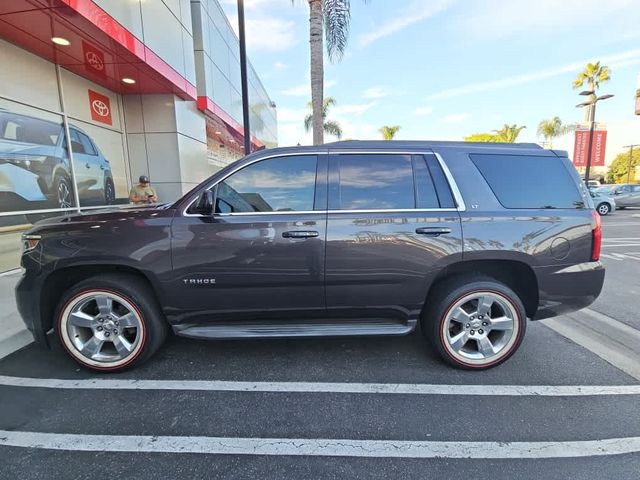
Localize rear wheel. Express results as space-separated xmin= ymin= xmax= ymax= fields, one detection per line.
xmin=104 ymin=179 xmax=115 ymax=205
xmin=423 ymin=276 xmax=526 ymax=369
xmin=55 ymin=274 xmax=167 ymax=372
xmin=596 ymin=203 xmax=611 ymax=216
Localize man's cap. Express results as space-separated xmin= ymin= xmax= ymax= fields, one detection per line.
xmin=139 ymin=175 xmax=149 ymax=183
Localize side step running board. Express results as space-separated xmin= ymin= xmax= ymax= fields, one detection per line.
xmin=173 ymin=320 xmax=416 ymax=340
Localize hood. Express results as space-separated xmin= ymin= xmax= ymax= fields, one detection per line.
xmin=30 ymin=203 xmax=175 ymax=229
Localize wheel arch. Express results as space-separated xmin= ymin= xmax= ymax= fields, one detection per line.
xmin=422 ymin=259 xmax=539 ymax=319
xmin=40 ymin=264 xmax=159 ymax=334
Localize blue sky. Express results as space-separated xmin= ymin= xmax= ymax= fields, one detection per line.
xmin=221 ymin=0 xmax=640 ymax=164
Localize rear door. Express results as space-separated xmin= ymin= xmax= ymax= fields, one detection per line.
xmin=169 ymin=153 xmax=328 ymax=324
xmin=614 ymin=185 xmax=632 ymax=207
xmin=324 ymin=150 xmax=463 ymax=324
xmin=629 ymin=185 xmax=640 ymax=207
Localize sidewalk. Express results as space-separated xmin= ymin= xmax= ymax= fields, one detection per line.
xmin=0 ymin=271 xmax=32 ymax=359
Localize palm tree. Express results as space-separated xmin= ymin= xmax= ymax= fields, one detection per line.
xmin=295 ymin=0 xmax=365 ymax=145
xmin=304 ymin=97 xmax=342 ymax=139
xmin=536 ymin=117 xmax=575 ymax=149
xmin=379 ymin=125 xmax=401 ymax=140
xmin=573 ymin=61 xmax=611 ymax=121
xmin=493 ymin=124 xmax=526 ymax=143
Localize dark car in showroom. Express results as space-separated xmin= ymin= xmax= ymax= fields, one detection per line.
xmin=16 ymin=141 xmax=605 ymax=372
xmin=0 ymin=109 xmax=115 ymax=211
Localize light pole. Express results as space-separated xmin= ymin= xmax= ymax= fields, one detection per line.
xmin=576 ymin=91 xmax=614 ymax=183
xmin=237 ymin=0 xmax=251 ymax=155
xmin=623 ymin=144 xmax=640 ymax=184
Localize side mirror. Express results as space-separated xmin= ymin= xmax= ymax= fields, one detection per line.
xmin=195 ymin=190 xmax=214 ymax=215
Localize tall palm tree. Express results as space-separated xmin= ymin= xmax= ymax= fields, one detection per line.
xmin=573 ymin=61 xmax=611 ymax=121
xmin=295 ymin=0 xmax=366 ymax=145
xmin=493 ymin=124 xmax=526 ymax=143
xmin=379 ymin=125 xmax=401 ymax=140
xmin=536 ymin=117 xmax=575 ymax=149
xmin=304 ymin=97 xmax=342 ymax=139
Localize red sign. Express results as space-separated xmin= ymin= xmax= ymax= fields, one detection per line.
xmin=88 ymin=90 xmax=112 ymax=125
xmin=82 ymin=41 xmax=106 ymax=78
xmin=573 ymin=129 xmax=607 ymax=167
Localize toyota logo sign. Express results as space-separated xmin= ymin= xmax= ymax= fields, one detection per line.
xmin=88 ymin=90 xmax=113 ymax=125
xmin=92 ymin=99 xmax=109 ymax=117
xmin=85 ymin=51 xmax=104 ymax=71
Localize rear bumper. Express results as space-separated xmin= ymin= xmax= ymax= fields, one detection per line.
xmin=15 ymin=271 xmax=49 ymax=347
xmin=532 ymin=261 xmax=605 ymax=320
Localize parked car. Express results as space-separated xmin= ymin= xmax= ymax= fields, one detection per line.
xmin=16 ymin=141 xmax=605 ymax=372
xmin=586 ymin=179 xmax=601 ymax=188
xmin=593 ymin=184 xmax=640 ymax=209
xmin=0 ymin=109 xmax=114 ymax=210
xmin=590 ymin=189 xmax=616 ymax=215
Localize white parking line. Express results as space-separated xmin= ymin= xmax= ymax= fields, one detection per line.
xmin=1 ymin=375 xmax=639 ymax=396
xmin=1 ymin=430 xmax=639 ymax=459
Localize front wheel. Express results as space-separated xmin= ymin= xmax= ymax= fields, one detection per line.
xmin=596 ymin=203 xmax=611 ymax=216
xmin=423 ymin=277 xmax=527 ymax=370
xmin=55 ymin=273 xmax=167 ymax=372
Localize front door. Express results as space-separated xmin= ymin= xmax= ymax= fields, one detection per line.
xmin=169 ymin=153 xmax=328 ymax=324
xmin=325 ymin=151 xmax=463 ymax=324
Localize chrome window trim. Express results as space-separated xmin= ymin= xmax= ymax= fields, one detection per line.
xmin=182 ymin=150 xmax=466 ymax=217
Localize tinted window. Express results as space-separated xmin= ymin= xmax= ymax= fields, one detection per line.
xmin=631 ymin=185 xmax=640 ymax=193
xmin=412 ymin=156 xmax=439 ymax=208
xmin=337 ymin=154 xmax=414 ymax=210
xmin=77 ymin=132 xmax=97 ymax=155
xmin=0 ymin=113 xmax=59 ymax=146
xmin=425 ymin=154 xmax=456 ymax=208
xmin=69 ymin=130 xmax=86 ymax=154
xmin=470 ymin=154 xmax=582 ymax=209
xmin=215 ymin=155 xmax=317 ymax=213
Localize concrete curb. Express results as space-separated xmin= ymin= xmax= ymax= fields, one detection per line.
xmin=0 ymin=328 xmax=32 ymax=360
xmin=0 ymin=224 xmax=31 ymax=234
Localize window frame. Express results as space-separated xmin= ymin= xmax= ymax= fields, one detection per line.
xmin=182 ymin=150 xmax=464 ymax=217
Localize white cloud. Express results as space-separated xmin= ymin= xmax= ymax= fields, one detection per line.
xmin=362 ymin=86 xmax=389 ymax=99
xmin=443 ymin=113 xmax=470 ymax=123
xmin=333 ymin=101 xmax=377 ymax=116
xmin=414 ymin=106 xmax=433 ymax=116
xmin=273 ymin=61 xmax=288 ymax=71
xmin=424 ymin=48 xmax=640 ymax=101
xmin=276 ymin=107 xmax=308 ymax=123
xmin=226 ymin=12 xmax=297 ymax=52
xmin=281 ymin=80 xmax=338 ymax=97
xmin=357 ymin=0 xmax=454 ymax=48
xmin=456 ymin=0 xmax=636 ymax=39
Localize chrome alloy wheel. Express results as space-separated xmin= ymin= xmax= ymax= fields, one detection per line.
xmin=60 ymin=290 xmax=145 ymax=368
xmin=57 ymin=178 xmax=72 ymax=209
xmin=442 ymin=291 xmax=519 ymax=366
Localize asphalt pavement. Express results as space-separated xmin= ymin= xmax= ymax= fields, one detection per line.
xmin=1 ymin=209 xmax=639 ymax=479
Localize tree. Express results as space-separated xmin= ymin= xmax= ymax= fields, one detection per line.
xmin=493 ymin=124 xmax=526 ymax=143
xmin=295 ymin=0 xmax=366 ymax=145
xmin=573 ymin=61 xmax=611 ymax=122
xmin=304 ymin=97 xmax=342 ymax=139
xmin=607 ymin=148 xmax=640 ymax=184
xmin=463 ymin=133 xmax=499 ymax=142
xmin=536 ymin=117 xmax=575 ymax=149
xmin=379 ymin=125 xmax=401 ymax=140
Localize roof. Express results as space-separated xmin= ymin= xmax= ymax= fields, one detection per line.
xmin=324 ymin=140 xmax=543 ymax=149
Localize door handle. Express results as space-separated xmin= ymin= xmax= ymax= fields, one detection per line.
xmin=415 ymin=227 xmax=452 ymax=236
xmin=85 ymin=162 xmax=91 ymax=169
xmin=282 ymin=230 xmax=319 ymax=239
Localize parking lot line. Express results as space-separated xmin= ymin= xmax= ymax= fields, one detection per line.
xmin=1 ymin=430 xmax=639 ymax=459
xmin=1 ymin=375 xmax=638 ymax=396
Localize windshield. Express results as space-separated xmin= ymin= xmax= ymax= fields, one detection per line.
xmin=0 ymin=112 xmax=60 ymax=146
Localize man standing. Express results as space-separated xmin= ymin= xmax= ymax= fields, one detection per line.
xmin=129 ymin=175 xmax=158 ymax=205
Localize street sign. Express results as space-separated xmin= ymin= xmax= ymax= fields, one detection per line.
xmin=573 ymin=129 xmax=607 ymax=167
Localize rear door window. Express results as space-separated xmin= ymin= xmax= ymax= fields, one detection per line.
xmin=470 ymin=154 xmax=583 ymax=209
xmin=334 ymin=154 xmax=414 ymax=210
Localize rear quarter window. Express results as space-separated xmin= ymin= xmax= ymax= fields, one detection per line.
xmin=470 ymin=154 xmax=583 ymax=209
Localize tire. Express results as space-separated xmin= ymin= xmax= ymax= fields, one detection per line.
xmin=54 ymin=174 xmax=73 ymax=209
xmin=104 ymin=179 xmax=115 ymax=205
xmin=55 ymin=273 xmax=167 ymax=372
xmin=596 ymin=203 xmax=611 ymax=216
xmin=422 ymin=276 xmax=527 ymax=370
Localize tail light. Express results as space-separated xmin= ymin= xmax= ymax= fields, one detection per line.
xmin=591 ymin=210 xmax=602 ymax=261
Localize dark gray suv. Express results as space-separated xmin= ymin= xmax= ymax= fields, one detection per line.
xmin=16 ymin=141 xmax=605 ymax=372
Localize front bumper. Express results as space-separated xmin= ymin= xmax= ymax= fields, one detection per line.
xmin=15 ymin=271 xmax=49 ymax=347
xmin=532 ymin=261 xmax=605 ymax=320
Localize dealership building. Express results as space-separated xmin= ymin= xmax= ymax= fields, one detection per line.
xmin=0 ymin=0 xmax=277 ymax=241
